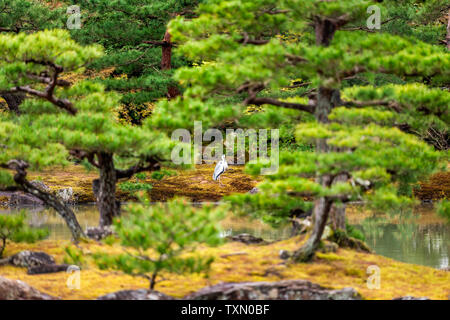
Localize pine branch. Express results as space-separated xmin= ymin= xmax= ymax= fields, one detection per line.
xmin=245 ymin=96 xmax=316 ymax=113
xmin=340 ymin=99 xmax=401 ymax=112
xmin=116 ymin=158 xmax=162 ymax=180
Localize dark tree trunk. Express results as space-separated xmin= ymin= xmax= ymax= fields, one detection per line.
xmin=1 ymin=92 xmax=25 ymax=115
xmin=292 ymin=20 xmax=341 ymax=260
xmin=95 ymin=152 xmax=120 ymax=227
xmin=292 ymin=87 xmax=336 ymax=261
xmin=315 ymin=18 xmax=337 ymax=47
xmin=447 ymin=10 xmax=450 ymax=50
xmin=329 ymin=173 xmax=347 ymax=231
xmin=329 ymin=202 xmax=346 ymax=231
xmin=7 ymin=160 xmax=84 ymax=241
xmin=161 ymin=30 xmax=180 ymax=99
xmin=292 ymin=197 xmax=333 ymax=262
xmin=161 ymin=30 xmax=172 ymax=71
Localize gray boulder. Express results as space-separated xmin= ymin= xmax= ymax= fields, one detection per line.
xmin=97 ymin=289 xmax=175 ymax=300
xmin=86 ymin=226 xmax=115 ymax=240
xmin=56 ymin=187 xmax=76 ymax=204
xmin=392 ymin=296 xmax=430 ymax=300
xmin=226 ymin=233 xmax=267 ymax=245
xmin=184 ymin=280 xmax=362 ymax=300
xmin=9 ymin=192 xmax=43 ymax=206
xmin=0 ymin=276 xmax=57 ymax=300
xmin=0 ymin=250 xmax=55 ymax=268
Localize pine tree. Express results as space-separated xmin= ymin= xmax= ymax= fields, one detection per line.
xmin=150 ymin=0 xmax=449 ymax=261
xmin=93 ymin=197 xmax=224 ymax=290
xmin=70 ymin=0 xmax=202 ymax=123
xmin=0 ymin=212 xmax=49 ymax=258
xmin=0 ymin=0 xmax=64 ymax=114
xmin=0 ymin=30 xmax=175 ymax=231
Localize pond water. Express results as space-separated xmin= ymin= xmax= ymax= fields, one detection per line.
xmin=1 ymin=204 xmax=448 ymax=269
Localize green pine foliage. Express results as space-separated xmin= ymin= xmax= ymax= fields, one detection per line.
xmin=0 ymin=212 xmax=49 ymax=258
xmin=0 ymin=0 xmax=64 ymax=33
xmin=94 ymin=197 xmax=224 ymax=289
xmin=69 ymin=0 xmax=202 ymax=121
xmin=0 ymin=29 xmax=179 ymax=228
xmin=437 ymin=200 xmax=450 ymax=222
xmin=149 ymin=0 xmax=449 ymax=260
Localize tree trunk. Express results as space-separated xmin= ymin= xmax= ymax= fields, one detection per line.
xmin=447 ymin=9 xmax=450 ymax=50
xmin=329 ymin=203 xmax=346 ymax=231
xmin=315 ymin=18 xmax=337 ymax=47
xmin=161 ymin=30 xmax=180 ymax=99
xmin=292 ymin=197 xmax=333 ymax=262
xmin=95 ymin=152 xmax=120 ymax=227
xmin=329 ymin=174 xmax=347 ymax=231
xmin=8 ymin=160 xmax=84 ymax=241
xmin=291 ymin=15 xmax=343 ymax=262
xmin=21 ymin=182 xmax=85 ymax=241
xmin=1 ymin=92 xmax=25 ymax=115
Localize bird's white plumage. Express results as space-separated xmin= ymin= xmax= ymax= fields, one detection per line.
xmin=213 ymin=155 xmax=227 ymax=181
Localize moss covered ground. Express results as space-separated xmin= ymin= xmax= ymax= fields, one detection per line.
xmin=25 ymin=163 xmax=259 ymax=203
xmin=19 ymin=164 xmax=447 ymax=204
xmin=1 ymin=236 xmax=448 ymax=300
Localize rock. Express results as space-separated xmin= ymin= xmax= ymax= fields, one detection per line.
xmin=392 ymin=296 xmax=430 ymax=300
xmin=97 ymin=289 xmax=175 ymax=300
xmin=279 ymin=250 xmax=291 ymax=260
xmin=9 ymin=192 xmax=43 ymax=206
xmin=86 ymin=226 xmax=115 ymax=240
xmin=185 ymin=280 xmax=362 ymax=300
xmin=226 ymin=233 xmax=267 ymax=245
xmin=0 ymin=250 xmax=55 ymax=268
xmin=318 ymin=241 xmax=338 ymax=253
xmin=248 ymin=187 xmax=259 ymax=194
xmin=291 ymin=217 xmax=312 ymax=235
xmin=56 ymin=187 xmax=76 ymax=204
xmin=0 ymin=276 xmax=57 ymax=300
xmin=27 ymin=264 xmax=72 ymax=275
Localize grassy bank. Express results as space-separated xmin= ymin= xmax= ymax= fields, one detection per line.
xmin=23 ymin=164 xmax=259 ymax=203
xmin=1 ymin=237 xmax=448 ymax=300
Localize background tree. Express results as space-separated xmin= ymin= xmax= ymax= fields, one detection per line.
xmin=0 ymin=0 xmax=64 ymax=114
xmin=0 ymin=30 xmax=175 ymax=231
xmin=93 ymin=197 xmax=224 ymax=290
xmin=149 ymin=0 xmax=449 ymax=261
xmin=70 ymin=0 xmax=202 ymax=124
xmin=0 ymin=29 xmax=103 ymax=240
xmin=0 ymin=212 xmax=49 ymax=258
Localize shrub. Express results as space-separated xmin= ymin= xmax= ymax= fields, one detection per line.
xmin=0 ymin=212 xmax=49 ymax=258
xmin=93 ymin=197 xmax=224 ymax=289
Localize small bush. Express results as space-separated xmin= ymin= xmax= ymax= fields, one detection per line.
xmin=437 ymin=200 xmax=449 ymax=222
xmin=0 ymin=212 xmax=49 ymax=258
xmin=93 ymin=196 xmax=224 ymax=289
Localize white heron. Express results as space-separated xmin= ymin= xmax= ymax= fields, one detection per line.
xmin=213 ymin=154 xmax=228 ymax=186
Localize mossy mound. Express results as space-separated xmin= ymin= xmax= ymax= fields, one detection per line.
xmin=414 ymin=171 xmax=450 ymax=201
xmin=147 ymin=164 xmax=258 ymax=202
xmin=25 ymin=164 xmax=258 ymax=203
xmin=1 ymin=237 xmax=448 ymax=300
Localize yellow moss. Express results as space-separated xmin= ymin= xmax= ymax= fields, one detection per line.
xmin=20 ymin=163 xmax=259 ymax=203
xmin=1 ymin=236 xmax=448 ymax=300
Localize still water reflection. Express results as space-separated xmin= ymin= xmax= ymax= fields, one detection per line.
xmin=1 ymin=204 xmax=448 ymax=269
